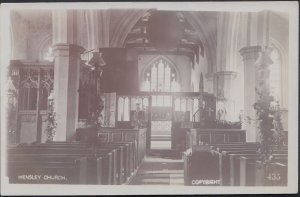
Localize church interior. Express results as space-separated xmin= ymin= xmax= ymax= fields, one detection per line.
xmin=5 ymin=8 xmax=289 ymax=187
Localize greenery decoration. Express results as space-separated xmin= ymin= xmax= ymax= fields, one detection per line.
xmin=131 ymin=108 xmax=146 ymax=129
xmin=45 ymin=99 xmax=57 ymax=142
xmin=254 ymin=85 xmax=275 ymax=169
xmin=199 ymin=119 xmax=241 ymax=129
xmin=253 ymin=46 xmax=286 ymax=182
xmin=7 ymin=90 xmax=17 ymax=144
xmin=87 ymin=95 xmax=104 ymax=129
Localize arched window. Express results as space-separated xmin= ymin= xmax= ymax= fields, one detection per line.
xmin=142 ymin=58 xmax=180 ymax=92
xmin=269 ymin=45 xmax=283 ymax=104
xmin=142 ymin=57 xmax=180 ymax=107
xmin=44 ymin=47 xmax=54 ymax=62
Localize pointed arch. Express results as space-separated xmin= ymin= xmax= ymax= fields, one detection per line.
xmin=37 ymin=33 xmax=52 ymax=60
xmin=183 ymin=12 xmax=217 ymax=74
xmin=269 ymin=37 xmax=288 ymax=108
xmin=140 ymin=55 xmax=182 ymax=86
xmin=140 ymin=56 xmax=182 ymax=92
xmin=109 ymin=10 xmax=149 ymax=47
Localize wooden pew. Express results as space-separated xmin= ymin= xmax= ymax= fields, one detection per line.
xmin=27 ymin=142 xmax=135 ymax=184
xmin=209 ymin=144 xmax=287 ymax=186
xmin=9 ymin=133 xmax=142 ymax=185
xmin=183 ymin=146 xmax=220 ymax=186
xmin=100 ymin=142 xmax=134 ymax=183
xmin=8 ymin=146 xmax=116 ymax=185
xmin=96 ymin=128 xmax=147 ymax=168
xmin=98 ymin=144 xmax=125 ymax=184
xmin=240 ymin=156 xmax=287 ymax=186
xmin=255 ymin=161 xmax=288 ymax=186
xmin=77 ymin=128 xmax=142 ymax=172
xmin=8 ymin=155 xmax=88 ymax=184
xmin=17 ymin=142 xmax=115 ymax=184
xmin=183 ymin=144 xmax=257 ymax=186
xmin=217 ymin=149 xmax=259 ymax=186
xmin=229 ymin=152 xmax=288 ymax=186
xmin=208 ymin=144 xmax=260 ymax=186
xmin=185 ymin=143 xmax=288 ymax=186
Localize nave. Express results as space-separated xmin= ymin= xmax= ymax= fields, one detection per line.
xmin=7 ymin=128 xmax=288 ymax=187
xmin=129 ymin=152 xmax=184 ymax=185
xmin=4 ymin=6 xmax=290 ymax=190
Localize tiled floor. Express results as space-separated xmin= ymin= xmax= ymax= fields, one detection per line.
xmin=129 ymin=156 xmax=184 ymax=185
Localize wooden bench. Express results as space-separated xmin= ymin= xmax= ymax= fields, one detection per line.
xmin=240 ymin=156 xmax=287 ymax=186
xmin=209 ymin=144 xmax=287 ymax=186
xmin=183 ymin=146 xmax=220 ymax=186
xmin=96 ymin=128 xmax=146 ymax=167
xmin=26 ymin=141 xmax=135 ymax=184
xmin=8 ymin=146 xmax=116 ymax=184
xmin=255 ymin=161 xmax=287 ymax=186
xmin=223 ymin=150 xmax=287 ymax=186
xmin=228 ymin=152 xmax=287 ymax=186
xmin=8 ymin=155 xmax=87 ymax=184
xmin=183 ymin=143 xmax=288 ymax=186
xmin=101 ymin=142 xmax=136 ymax=183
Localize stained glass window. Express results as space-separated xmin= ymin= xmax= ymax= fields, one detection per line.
xmin=142 ymin=57 xmax=180 ymax=93
xmin=142 ymin=57 xmax=180 ymax=107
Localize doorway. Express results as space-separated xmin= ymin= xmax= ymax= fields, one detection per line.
xmin=150 ymin=95 xmax=172 ymax=149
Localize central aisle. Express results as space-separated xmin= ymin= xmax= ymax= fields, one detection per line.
xmin=129 ymin=155 xmax=184 ymax=185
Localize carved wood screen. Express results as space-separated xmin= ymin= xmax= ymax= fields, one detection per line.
xmin=9 ymin=61 xmax=54 ymax=143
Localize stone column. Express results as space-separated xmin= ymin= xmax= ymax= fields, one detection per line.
xmin=216 ymin=71 xmax=237 ymax=122
xmin=52 ymin=10 xmax=85 ymax=141
xmin=52 ymin=44 xmax=85 ymax=141
xmin=239 ymin=45 xmax=261 ymax=142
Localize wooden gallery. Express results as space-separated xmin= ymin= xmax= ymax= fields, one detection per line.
xmin=5 ymin=9 xmax=289 ymax=187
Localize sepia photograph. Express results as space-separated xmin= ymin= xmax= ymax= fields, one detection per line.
xmin=0 ymin=1 xmax=298 ymax=195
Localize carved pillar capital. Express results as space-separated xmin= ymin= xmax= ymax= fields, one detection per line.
xmin=239 ymin=45 xmax=261 ymax=61
xmin=205 ymin=72 xmax=215 ymax=80
xmin=52 ymin=43 xmax=85 ymax=57
xmin=216 ymin=71 xmax=237 ymax=80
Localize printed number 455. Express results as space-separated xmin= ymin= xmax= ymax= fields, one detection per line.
xmin=267 ymin=173 xmax=281 ymax=181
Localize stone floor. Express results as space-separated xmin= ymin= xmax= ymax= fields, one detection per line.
xmin=129 ymin=156 xmax=184 ymax=185
xmin=150 ymin=141 xmax=172 ymax=149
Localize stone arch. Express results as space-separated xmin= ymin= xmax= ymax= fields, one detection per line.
xmin=269 ymin=37 xmax=288 ymax=108
xmin=109 ymin=10 xmax=149 ymax=47
xmin=269 ymin=38 xmax=288 ymax=69
xmin=37 ymin=33 xmax=52 ymax=60
xmin=217 ymin=12 xmax=241 ymax=72
xmin=182 ymin=12 xmax=217 ymax=74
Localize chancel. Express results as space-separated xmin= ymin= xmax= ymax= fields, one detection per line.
xmin=5 ymin=7 xmax=289 ymax=187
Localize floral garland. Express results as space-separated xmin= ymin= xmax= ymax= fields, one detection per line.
xmin=254 ymin=47 xmax=285 ymax=177
xmin=45 ymin=99 xmax=57 ymax=142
